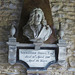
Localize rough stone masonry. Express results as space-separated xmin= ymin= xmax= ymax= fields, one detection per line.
xmin=0 ymin=0 xmax=75 ymax=75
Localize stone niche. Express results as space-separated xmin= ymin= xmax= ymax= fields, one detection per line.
xmin=17 ymin=0 xmax=57 ymax=44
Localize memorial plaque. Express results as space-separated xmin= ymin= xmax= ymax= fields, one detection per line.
xmin=18 ymin=49 xmax=56 ymax=70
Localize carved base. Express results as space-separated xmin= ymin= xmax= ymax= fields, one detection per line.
xmin=58 ymin=60 xmax=68 ymax=68
xmin=27 ymin=70 xmax=47 ymax=75
xmin=27 ymin=73 xmax=46 ymax=75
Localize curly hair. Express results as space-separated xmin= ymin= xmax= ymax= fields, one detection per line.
xmin=23 ymin=8 xmax=52 ymax=41
xmin=26 ymin=8 xmax=47 ymax=27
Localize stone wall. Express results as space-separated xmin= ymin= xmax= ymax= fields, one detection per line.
xmin=49 ymin=0 xmax=75 ymax=75
xmin=0 ymin=0 xmax=75 ymax=75
xmin=0 ymin=0 xmax=26 ymax=75
xmin=0 ymin=0 xmax=22 ymax=62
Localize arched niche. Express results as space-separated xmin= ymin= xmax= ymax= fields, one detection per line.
xmin=17 ymin=0 xmax=57 ymax=44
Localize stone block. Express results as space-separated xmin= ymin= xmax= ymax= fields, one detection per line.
xmin=53 ymin=17 xmax=59 ymax=22
xmin=52 ymin=3 xmax=63 ymax=12
xmin=64 ymin=3 xmax=75 ymax=6
xmin=63 ymin=7 xmax=75 ymax=12
xmin=0 ymin=22 xmax=8 ymax=26
xmin=52 ymin=12 xmax=57 ymax=16
xmin=68 ymin=68 xmax=75 ymax=71
xmin=63 ymin=71 xmax=73 ymax=75
xmin=67 ymin=12 xmax=75 ymax=16
xmin=55 ymin=72 xmax=60 ymax=75
xmin=0 ymin=17 xmax=2 ymax=21
xmin=58 ymin=11 xmax=65 ymax=14
xmin=0 ymin=54 xmax=7 ymax=63
xmin=69 ymin=56 xmax=75 ymax=67
xmin=55 ymin=0 xmax=66 ymax=2
xmin=9 ymin=4 xmax=17 ymax=9
xmin=67 ymin=49 xmax=74 ymax=55
xmin=66 ymin=19 xmax=75 ymax=24
xmin=2 ymin=12 xmax=10 ymax=16
xmin=53 ymin=22 xmax=59 ymax=30
xmin=64 ymin=14 xmax=75 ymax=20
xmin=59 ymin=13 xmax=66 ymax=18
xmin=0 ymin=63 xmax=27 ymax=75
xmin=0 ymin=2 xmax=1 ymax=6
xmin=9 ymin=15 xmax=18 ymax=20
xmin=70 ymin=0 xmax=75 ymax=2
xmin=10 ymin=0 xmax=20 ymax=4
xmin=67 ymin=15 xmax=75 ymax=20
xmin=49 ymin=0 xmax=56 ymax=2
xmin=0 ymin=11 xmax=3 ymax=15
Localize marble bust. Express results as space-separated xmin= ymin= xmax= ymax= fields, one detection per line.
xmin=23 ymin=8 xmax=52 ymax=42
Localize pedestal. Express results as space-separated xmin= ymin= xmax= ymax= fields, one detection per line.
xmin=27 ymin=70 xmax=47 ymax=75
xmin=7 ymin=37 xmax=19 ymax=65
xmin=57 ymin=39 xmax=67 ymax=67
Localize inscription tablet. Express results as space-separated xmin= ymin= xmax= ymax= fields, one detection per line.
xmin=19 ymin=49 xmax=55 ymax=68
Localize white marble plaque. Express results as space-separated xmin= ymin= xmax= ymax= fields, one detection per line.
xmin=19 ymin=49 xmax=55 ymax=67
